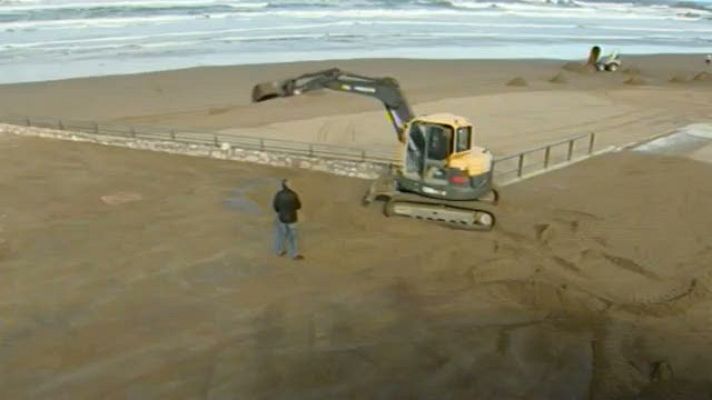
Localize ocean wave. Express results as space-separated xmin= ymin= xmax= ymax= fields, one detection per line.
xmin=0 ymin=0 xmax=267 ymax=11
xmin=248 ymin=5 xmax=695 ymax=19
xmin=0 ymin=0 xmax=712 ymax=36
xmin=595 ymin=23 xmax=712 ymax=32
xmin=1 ymin=0 xmax=708 ymax=21
xmin=0 ymin=19 xmax=581 ymax=49
xmin=1 ymin=5 xmax=705 ymax=35
xmin=0 ymin=2 xmax=266 ymax=28
xmin=0 ymin=28 xmax=693 ymax=55
xmin=1 ymin=0 xmax=710 ymax=84
xmin=1 ymin=13 xmax=226 ymax=30
xmin=673 ymin=1 xmax=712 ymax=11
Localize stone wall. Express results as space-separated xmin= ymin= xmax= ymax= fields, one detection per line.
xmin=0 ymin=123 xmax=391 ymax=180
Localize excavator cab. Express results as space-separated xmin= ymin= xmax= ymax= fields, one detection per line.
xmin=398 ymin=114 xmax=494 ymax=202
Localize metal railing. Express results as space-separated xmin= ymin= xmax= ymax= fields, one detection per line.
xmin=0 ymin=114 xmax=398 ymax=165
xmin=1 ymin=114 xmax=597 ymax=182
xmin=492 ymin=132 xmax=596 ymax=183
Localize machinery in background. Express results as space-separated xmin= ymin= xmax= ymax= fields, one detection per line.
xmin=587 ymin=46 xmax=622 ymax=72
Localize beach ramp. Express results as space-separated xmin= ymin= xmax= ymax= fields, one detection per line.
xmin=633 ymin=123 xmax=712 ymax=164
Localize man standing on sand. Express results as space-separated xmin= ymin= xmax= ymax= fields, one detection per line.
xmin=272 ymin=179 xmax=304 ymax=260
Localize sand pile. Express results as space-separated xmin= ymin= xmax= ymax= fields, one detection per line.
xmin=506 ymin=77 xmax=528 ymax=87
xmin=693 ymin=71 xmax=712 ymax=82
xmin=549 ymin=72 xmax=568 ymax=84
xmin=669 ymin=75 xmax=688 ymax=83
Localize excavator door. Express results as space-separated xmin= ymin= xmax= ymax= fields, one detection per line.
xmin=404 ymin=121 xmax=455 ymax=183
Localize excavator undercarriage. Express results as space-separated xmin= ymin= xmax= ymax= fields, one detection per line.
xmin=363 ymin=173 xmax=498 ymax=231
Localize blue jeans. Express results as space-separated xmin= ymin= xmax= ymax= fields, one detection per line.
xmin=273 ymin=219 xmax=298 ymax=258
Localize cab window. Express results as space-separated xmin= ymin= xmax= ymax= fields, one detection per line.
xmin=426 ymin=125 xmax=452 ymax=161
xmin=456 ymin=127 xmax=471 ymax=152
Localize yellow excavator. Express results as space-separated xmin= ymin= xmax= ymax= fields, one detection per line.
xmin=252 ymin=68 xmax=498 ymax=231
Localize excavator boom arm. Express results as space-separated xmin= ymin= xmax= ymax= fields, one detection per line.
xmin=252 ymin=68 xmax=415 ymax=142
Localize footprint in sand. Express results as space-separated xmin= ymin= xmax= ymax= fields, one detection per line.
xmin=601 ymin=252 xmax=660 ymax=281
xmin=100 ymin=192 xmax=143 ymax=206
xmin=534 ymin=223 xmax=553 ymax=244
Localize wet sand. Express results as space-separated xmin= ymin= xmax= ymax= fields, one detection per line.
xmin=1 ymin=134 xmax=711 ymax=399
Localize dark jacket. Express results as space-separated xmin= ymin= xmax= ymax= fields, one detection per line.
xmin=273 ymin=187 xmax=301 ymax=224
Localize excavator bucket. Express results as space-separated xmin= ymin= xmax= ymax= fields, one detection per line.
xmin=252 ymin=81 xmax=285 ymax=103
xmin=587 ymin=46 xmax=601 ymax=66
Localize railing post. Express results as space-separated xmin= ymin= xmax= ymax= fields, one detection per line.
xmin=544 ymin=146 xmax=551 ymax=168
xmin=213 ymin=134 xmax=219 ymax=147
xmin=588 ymin=132 xmax=595 ymax=155
xmin=567 ymin=140 xmax=575 ymax=161
xmin=517 ymin=153 xmax=525 ymax=177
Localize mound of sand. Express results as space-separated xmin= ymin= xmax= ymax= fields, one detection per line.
xmin=624 ymin=76 xmax=647 ymax=85
xmin=669 ymin=75 xmax=688 ymax=83
xmin=693 ymin=71 xmax=712 ymax=81
xmin=549 ymin=72 xmax=568 ymax=84
xmin=506 ymin=77 xmax=528 ymax=87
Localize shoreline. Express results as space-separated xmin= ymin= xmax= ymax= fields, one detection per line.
xmin=1 ymin=52 xmax=711 ymax=86
xmin=0 ymin=54 xmax=710 ymax=157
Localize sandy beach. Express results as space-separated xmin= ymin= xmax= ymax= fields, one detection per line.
xmin=1 ymin=55 xmax=712 ymax=398
xmin=1 ymin=133 xmax=712 ymax=398
xmin=1 ymin=55 xmax=711 ymax=154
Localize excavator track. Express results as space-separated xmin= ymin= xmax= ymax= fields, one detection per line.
xmin=362 ymin=175 xmax=498 ymax=231
xmin=385 ymin=198 xmax=496 ymax=231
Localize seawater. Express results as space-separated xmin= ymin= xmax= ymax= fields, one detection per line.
xmin=1 ymin=0 xmax=711 ymax=83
